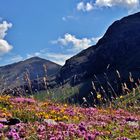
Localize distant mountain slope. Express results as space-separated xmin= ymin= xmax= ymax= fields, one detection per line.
xmin=56 ymin=12 xmax=140 ymax=103
xmin=0 ymin=57 xmax=61 ymax=92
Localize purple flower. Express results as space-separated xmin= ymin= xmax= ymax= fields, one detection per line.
xmin=0 ymin=123 xmax=4 ymax=129
xmin=79 ymin=122 xmax=87 ymax=132
xmin=84 ymin=133 xmax=96 ymax=140
xmin=8 ymin=129 xmax=20 ymax=140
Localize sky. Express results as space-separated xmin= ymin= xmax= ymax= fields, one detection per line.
xmin=0 ymin=0 xmax=140 ymax=66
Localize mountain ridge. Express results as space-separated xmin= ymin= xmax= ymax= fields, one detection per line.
xmin=0 ymin=56 xmax=61 ymax=68
xmin=55 ymin=12 xmax=140 ymax=104
xmin=0 ymin=56 xmax=61 ymax=94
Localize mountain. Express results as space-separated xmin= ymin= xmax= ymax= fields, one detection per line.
xmin=0 ymin=57 xmax=61 ymax=94
xmin=55 ymin=12 xmax=140 ymax=104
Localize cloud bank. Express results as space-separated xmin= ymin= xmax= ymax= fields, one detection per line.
xmin=77 ymin=0 xmax=140 ymax=12
xmin=77 ymin=2 xmax=93 ymax=12
xmin=95 ymin=0 xmax=139 ymax=9
xmin=52 ymin=33 xmax=101 ymax=52
xmin=0 ymin=21 xmax=13 ymax=55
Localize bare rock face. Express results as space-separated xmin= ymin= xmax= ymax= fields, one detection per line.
xmin=56 ymin=12 xmax=140 ymax=103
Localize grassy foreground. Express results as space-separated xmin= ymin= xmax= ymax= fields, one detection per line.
xmin=0 ymin=94 xmax=140 ymax=140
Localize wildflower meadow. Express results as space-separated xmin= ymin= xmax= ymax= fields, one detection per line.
xmin=0 ymin=94 xmax=139 ymax=140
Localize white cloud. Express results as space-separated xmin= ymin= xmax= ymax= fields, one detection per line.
xmin=0 ymin=21 xmax=13 ymax=55
xmin=52 ymin=33 xmax=101 ymax=52
xmin=77 ymin=0 xmax=139 ymax=12
xmin=0 ymin=40 xmax=13 ymax=55
xmin=0 ymin=21 xmax=12 ymax=39
xmin=95 ymin=0 xmax=139 ymax=9
xmin=62 ymin=16 xmax=78 ymax=21
xmin=45 ymin=53 xmax=73 ymax=65
xmin=26 ymin=52 xmax=41 ymax=59
xmin=77 ymin=2 xmax=93 ymax=12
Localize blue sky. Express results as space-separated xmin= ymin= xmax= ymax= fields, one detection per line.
xmin=0 ymin=0 xmax=139 ymax=66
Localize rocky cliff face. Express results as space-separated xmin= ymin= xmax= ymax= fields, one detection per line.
xmin=56 ymin=12 xmax=140 ymax=103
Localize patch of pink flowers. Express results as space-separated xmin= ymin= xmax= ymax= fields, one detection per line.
xmin=10 ymin=97 xmax=35 ymax=104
